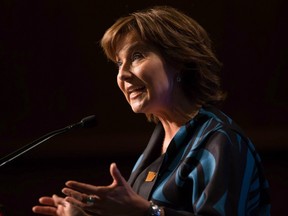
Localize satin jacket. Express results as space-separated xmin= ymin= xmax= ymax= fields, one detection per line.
xmin=128 ymin=106 xmax=270 ymax=216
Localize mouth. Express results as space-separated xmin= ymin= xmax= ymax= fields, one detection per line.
xmin=128 ymin=86 xmax=146 ymax=99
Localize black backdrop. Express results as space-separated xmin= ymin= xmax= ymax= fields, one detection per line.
xmin=0 ymin=0 xmax=287 ymax=215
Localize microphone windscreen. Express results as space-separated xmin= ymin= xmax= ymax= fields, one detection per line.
xmin=80 ymin=115 xmax=97 ymax=128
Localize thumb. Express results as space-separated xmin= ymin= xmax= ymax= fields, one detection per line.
xmin=110 ymin=163 xmax=126 ymax=186
xmin=52 ymin=194 xmax=64 ymax=205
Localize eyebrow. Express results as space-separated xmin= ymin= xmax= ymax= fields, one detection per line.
xmin=116 ymin=41 xmax=147 ymax=60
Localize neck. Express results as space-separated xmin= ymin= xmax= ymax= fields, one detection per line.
xmin=159 ymin=108 xmax=199 ymax=154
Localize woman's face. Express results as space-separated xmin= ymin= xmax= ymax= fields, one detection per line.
xmin=115 ymin=33 xmax=179 ymax=117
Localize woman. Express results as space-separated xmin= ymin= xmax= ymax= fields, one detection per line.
xmin=33 ymin=5 xmax=270 ymax=216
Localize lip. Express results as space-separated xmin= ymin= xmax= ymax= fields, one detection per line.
xmin=127 ymin=85 xmax=146 ymax=99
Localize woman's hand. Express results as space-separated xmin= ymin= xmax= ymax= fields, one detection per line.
xmin=32 ymin=194 xmax=90 ymax=216
xmin=62 ymin=163 xmax=150 ymax=216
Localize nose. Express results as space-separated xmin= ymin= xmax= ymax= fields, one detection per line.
xmin=118 ymin=62 xmax=132 ymax=81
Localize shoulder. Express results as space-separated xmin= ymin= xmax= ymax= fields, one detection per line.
xmin=189 ymin=106 xmax=252 ymax=155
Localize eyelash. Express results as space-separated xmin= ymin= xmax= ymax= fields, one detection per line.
xmin=116 ymin=61 xmax=122 ymax=68
xmin=116 ymin=52 xmax=144 ymax=69
xmin=131 ymin=52 xmax=143 ymax=61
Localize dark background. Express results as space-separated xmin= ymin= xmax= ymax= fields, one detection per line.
xmin=0 ymin=0 xmax=287 ymax=215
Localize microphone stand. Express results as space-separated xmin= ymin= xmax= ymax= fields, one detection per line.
xmin=0 ymin=115 xmax=96 ymax=167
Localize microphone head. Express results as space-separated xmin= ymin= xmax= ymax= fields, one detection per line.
xmin=80 ymin=115 xmax=97 ymax=128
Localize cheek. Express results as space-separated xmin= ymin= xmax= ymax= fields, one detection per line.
xmin=116 ymin=76 xmax=123 ymax=90
xmin=117 ymin=77 xmax=127 ymax=96
xmin=144 ymin=65 xmax=171 ymax=91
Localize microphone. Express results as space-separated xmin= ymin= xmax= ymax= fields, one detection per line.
xmin=0 ymin=115 xmax=97 ymax=167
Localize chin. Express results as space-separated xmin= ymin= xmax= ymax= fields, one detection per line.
xmin=130 ymin=104 xmax=146 ymax=114
xmin=131 ymin=107 xmax=142 ymax=113
xmin=129 ymin=99 xmax=151 ymax=114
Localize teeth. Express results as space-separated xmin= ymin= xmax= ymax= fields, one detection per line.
xmin=134 ymin=87 xmax=144 ymax=91
xmin=128 ymin=86 xmax=145 ymax=99
xmin=129 ymin=86 xmax=145 ymax=92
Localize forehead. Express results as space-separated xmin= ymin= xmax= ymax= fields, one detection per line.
xmin=115 ymin=32 xmax=145 ymax=58
xmin=114 ymin=31 xmax=165 ymax=63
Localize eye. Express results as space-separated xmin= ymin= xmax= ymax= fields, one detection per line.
xmin=116 ymin=60 xmax=123 ymax=68
xmin=131 ymin=52 xmax=143 ymax=62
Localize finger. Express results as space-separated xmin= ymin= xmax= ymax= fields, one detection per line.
xmin=39 ymin=196 xmax=56 ymax=206
xmin=64 ymin=194 xmax=102 ymax=211
xmin=64 ymin=196 xmax=84 ymax=206
xmin=64 ymin=195 xmax=91 ymax=208
xmin=52 ymin=194 xmax=65 ymax=205
xmin=65 ymin=181 xmax=98 ymax=194
xmin=65 ymin=181 xmax=111 ymax=197
xmin=55 ymin=200 xmax=72 ymax=215
xmin=32 ymin=206 xmax=57 ymax=216
xmin=110 ymin=163 xmax=126 ymax=186
xmin=62 ymin=188 xmax=84 ymax=201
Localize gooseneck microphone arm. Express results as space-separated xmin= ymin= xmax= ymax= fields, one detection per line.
xmin=0 ymin=115 xmax=97 ymax=167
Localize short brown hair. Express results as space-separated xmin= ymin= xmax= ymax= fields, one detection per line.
xmin=101 ymin=6 xmax=226 ymax=121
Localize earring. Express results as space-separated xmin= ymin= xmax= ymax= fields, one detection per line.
xmin=177 ymin=75 xmax=182 ymax=82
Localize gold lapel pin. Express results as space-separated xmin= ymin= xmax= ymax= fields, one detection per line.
xmin=145 ymin=171 xmax=157 ymax=182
